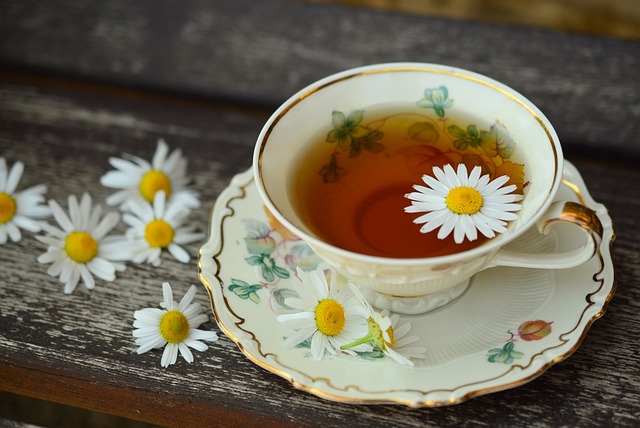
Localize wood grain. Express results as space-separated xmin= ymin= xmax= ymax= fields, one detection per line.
xmin=1 ymin=0 xmax=639 ymax=159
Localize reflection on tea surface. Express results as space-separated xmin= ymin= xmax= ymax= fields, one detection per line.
xmin=289 ymin=106 xmax=525 ymax=258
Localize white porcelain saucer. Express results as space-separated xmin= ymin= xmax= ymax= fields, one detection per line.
xmin=198 ymin=161 xmax=615 ymax=406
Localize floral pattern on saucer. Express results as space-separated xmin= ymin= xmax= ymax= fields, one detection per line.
xmin=198 ymin=161 xmax=615 ymax=406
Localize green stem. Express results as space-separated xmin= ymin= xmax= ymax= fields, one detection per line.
xmin=340 ymin=333 xmax=372 ymax=350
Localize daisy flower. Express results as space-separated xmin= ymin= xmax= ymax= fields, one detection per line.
xmin=100 ymin=139 xmax=200 ymax=210
xmin=36 ymin=193 xmax=131 ymax=294
xmin=405 ymin=163 xmax=523 ymax=244
xmin=133 ymin=282 xmax=219 ymax=367
xmin=277 ymin=267 xmax=371 ymax=360
xmin=342 ymin=285 xmax=427 ymax=366
xmin=0 ymin=158 xmax=51 ymax=244
xmin=122 ymin=190 xmax=204 ymax=266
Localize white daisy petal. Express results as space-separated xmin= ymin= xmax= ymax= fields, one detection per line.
xmin=91 ymin=211 xmax=120 ymax=240
xmin=49 ymin=200 xmax=74 ymax=233
xmin=12 ymin=215 xmax=42 ymax=232
xmin=437 ymin=214 xmax=457 ymax=240
xmin=86 ymin=257 xmax=116 ymax=281
xmin=161 ymin=343 xmax=178 ymax=367
xmin=189 ymin=329 xmax=219 ymax=342
xmin=183 ymin=338 xmax=208 ymax=352
xmin=79 ymin=264 xmax=95 ymax=290
xmin=467 ymin=165 xmax=482 ymax=187
xmin=6 ymin=222 xmax=21 ymax=242
xmin=137 ymin=335 xmax=166 ymax=354
xmin=167 ymin=243 xmax=190 ymax=263
xmin=64 ymin=267 xmax=81 ymax=294
xmin=456 ymin=163 xmax=469 ymax=186
xmin=152 ymin=139 xmax=169 ymax=170
xmin=6 ymin=161 xmax=24 ymax=194
xmin=0 ymin=158 xmax=7 ymax=190
xmin=178 ymin=285 xmax=197 ymax=312
xmin=177 ymin=342 xmax=194 ymax=363
xmin=420 ymin=174 xmax=450 ymax=195
xmin=162 ymin=282 xmax=174 ymax=309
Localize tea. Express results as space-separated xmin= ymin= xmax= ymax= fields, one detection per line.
xmin=288 ymin=106 xmax=525 ymax=258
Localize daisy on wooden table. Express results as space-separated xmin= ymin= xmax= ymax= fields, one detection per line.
xmin=133 ymin=282 xmax=219 ymax=367
xmin=122 ymin=190 xmax=203 ymax=266
xmin=0 ymin=157 xmax=51 ymax=244
xmin=405 ymin=163 xmax=523 ymax=244
xmin=277 ymin=267 xmax=371 ymax=361
xmin=36 ymin=193 xmax=131 ymax=294
xmin=100 ymin=138 xmax=200 ymax=210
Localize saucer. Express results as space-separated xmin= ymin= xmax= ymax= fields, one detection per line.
xmin=198 ymin=161 xmax=615 ymax=406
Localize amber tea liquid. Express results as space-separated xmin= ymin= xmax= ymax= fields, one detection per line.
xmin=288 ymin=107 xmax=525 ymax=258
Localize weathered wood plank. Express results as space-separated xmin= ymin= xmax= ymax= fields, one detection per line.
xmin=0 ymin=77 xmax=638 ymax=427
xmin=0 ymin=0 xmax=639 ymax=159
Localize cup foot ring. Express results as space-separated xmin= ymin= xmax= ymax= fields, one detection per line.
xmin=356 ymin=279 xmax=470 ymax=315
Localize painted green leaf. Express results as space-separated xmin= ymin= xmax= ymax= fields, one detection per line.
xmin=408 ymin=121 xmax=439 ymax=143
xmin=487 ymin=341 xmax=524 ymax=364
xmin=243 ymin=220 xmax=276 ymax=254
xmin=229 ymin=279 xmax=263 ymax=304
xmin=244 ymin=236 xmax=276 ymax=255
xmin=477 ymin=122 xmax=517 ymax=159
xmin=319 ymin=153 xmax=347 ymax=183
xmin=273 ymin=288 xmax=300 ymax=309
xmin=449 ymin=124 xmax=483 ymax=150
xmin=286 ymin=244 xmax=322 ymax=271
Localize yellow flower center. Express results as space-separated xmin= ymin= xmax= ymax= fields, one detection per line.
xmin=139 ymin=170 xmax=171 ymax=203
xmin=314 ymin=299 xmax=346 ymax=337
xmin=65 ymin=231 xmax=98 ymax=263
xmin=0 ymin=193 xmax=17 ymax=223
xmin=159 ymin=310 xmax=190 ymax=343
xmin=445 ymin=186 xmax=483 ymax=215
xmin=144 ymin=219 xmax=175 ymax=248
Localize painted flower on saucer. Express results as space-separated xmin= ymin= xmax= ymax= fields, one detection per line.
xmin=343 ymin=285 xmax=427 ymax=366
xmin=277 ymin=267 xmax=371 ymax=360
xmin=100 ymin=138 xmax=200 ymax=210
xmin=122 ymin=190 xmax=204 ymax=266
xmin=0 ymin=157 xmax=51 ymax=244
xmin=133 ymin=282 xmax=219 ymax=367
xmin=405 ymin=163 xmax=523 ymax=243
xmin=36 ymin=193 xmax=131 ymax=294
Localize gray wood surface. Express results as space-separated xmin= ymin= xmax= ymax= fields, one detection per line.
xmin=0 ymin=0 xmax=639 ymax=427
xmin=1 ymin=0 xmax=639 ymax=159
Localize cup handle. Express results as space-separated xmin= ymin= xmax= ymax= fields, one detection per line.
xmin=490 ymin=201 xmax=604 ymax=269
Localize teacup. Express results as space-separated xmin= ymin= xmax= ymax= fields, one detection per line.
xmin=253 ymin=63 xmax=603 ymax=314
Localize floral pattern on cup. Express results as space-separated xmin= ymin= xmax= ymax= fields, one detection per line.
xmin=315 ymin=86 xmax=525 ymax=193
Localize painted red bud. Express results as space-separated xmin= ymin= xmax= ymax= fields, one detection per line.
xmin=518 ymin=320 xmax=552 ymax=341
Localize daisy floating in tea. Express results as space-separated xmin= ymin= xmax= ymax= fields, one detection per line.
xmin=404 ymin=163 xmax=523 ymax=244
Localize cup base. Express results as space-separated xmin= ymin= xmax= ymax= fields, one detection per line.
xmin=355 ymin=279 xmax=470 ymax=315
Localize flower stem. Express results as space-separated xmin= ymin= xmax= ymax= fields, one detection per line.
xmin=340 ymin=334 xmax=372 ymax=350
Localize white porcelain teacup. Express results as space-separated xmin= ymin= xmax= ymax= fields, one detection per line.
xmin=253 ymin=63 xmax=603 ymax=314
